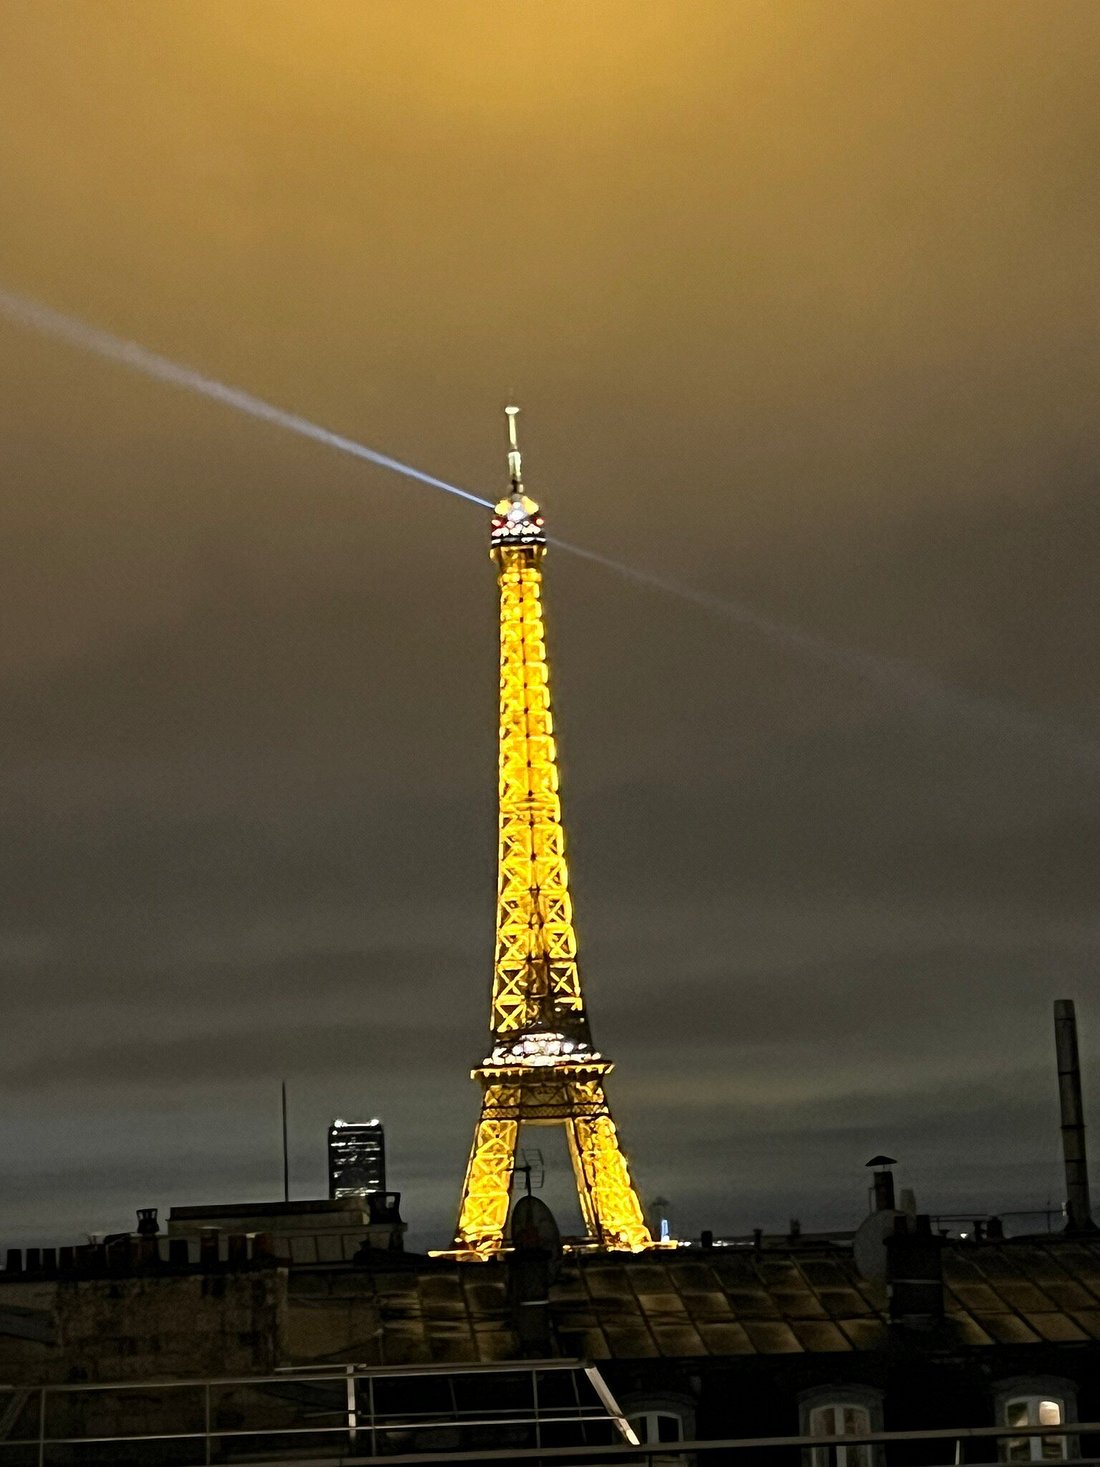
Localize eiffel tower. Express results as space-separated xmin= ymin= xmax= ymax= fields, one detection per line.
xmin=454 ymin=408 xmax=652 ymax=1256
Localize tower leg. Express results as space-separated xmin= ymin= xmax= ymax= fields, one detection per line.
xmin=569 ymin=1080 xmax=652 ymax=1251
xmin=455 ymin=1084 xmax=520 ymax=1253
xmin=566 ymin=1119 xmax=602 ymax=1242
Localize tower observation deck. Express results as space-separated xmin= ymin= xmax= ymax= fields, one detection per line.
xmin=454 ymin=409 xmax=652 ymax=1257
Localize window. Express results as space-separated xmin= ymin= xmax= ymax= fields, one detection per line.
xmin=630 ymin=1410 xmax=684 ymax=1445
xmin=809 ymin=1404 xmax=873 ymax=1467
xmin=1002 ymin=1398 xmax=1066 ymax=1462
xmin=799 ymin=1387 xmax=883 ymax=1467
xmin=994 ymin=1380 xmax=1077 ymax=1464
xmin=623 ymin=1398 xmax=694 ymax=1467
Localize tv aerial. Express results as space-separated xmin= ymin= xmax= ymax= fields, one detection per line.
xmin=514 ymin=1149 xmax=545 ymax=1196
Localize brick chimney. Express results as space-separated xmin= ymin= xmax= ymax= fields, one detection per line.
xmin=884 ymin=1215 xmax=944 ymax=1329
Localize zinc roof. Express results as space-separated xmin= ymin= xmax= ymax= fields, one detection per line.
xmin=335 ymin=1237 xmax=1100 ymax=1364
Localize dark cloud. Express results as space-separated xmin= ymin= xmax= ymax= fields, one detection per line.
xmin=1 ymin=1 xmax=1099 ymax=1251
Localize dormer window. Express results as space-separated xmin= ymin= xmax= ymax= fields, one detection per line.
xmin=994 ymin=1379 xmax=1077 ymax=1463
xmin=1002 ymin=1398 xmax=1066 ymax=1461
xmin=620 ymin=1392 xmax=695 ymax=1467
xmin=800 ymin=1387 xmax=883 ymax=1467
xmin=809 ymin=1405 xmax=872 ymax=1467
xmin=630 ymin=1408 xmax=684 ymax=1444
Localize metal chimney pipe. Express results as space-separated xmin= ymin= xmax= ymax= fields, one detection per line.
xmin=873 ymin=1169 xmax=896 ymax=1212
xmin=1054 ymin=999 xmax=1096 ymax=1233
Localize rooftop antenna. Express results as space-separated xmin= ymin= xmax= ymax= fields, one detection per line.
xmin=505 ymin=404 xmax=523 ymax=496
xmin=514 ymin=1148 xmax=545 ymax=1197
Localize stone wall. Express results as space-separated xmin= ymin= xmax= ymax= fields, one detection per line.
xmin=0 ymin=1269 xmax=286 ymax=1385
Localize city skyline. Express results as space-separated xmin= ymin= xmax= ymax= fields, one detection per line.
xmin=1 ymin=1 xmax=1098 ymax=1251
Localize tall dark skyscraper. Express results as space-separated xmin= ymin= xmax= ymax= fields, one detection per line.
xmin=327 ymin=1119 xmax=386 ymax=1199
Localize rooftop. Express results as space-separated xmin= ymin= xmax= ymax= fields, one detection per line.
xmin=320 ymin=1236 xmax=1100 ymax=1364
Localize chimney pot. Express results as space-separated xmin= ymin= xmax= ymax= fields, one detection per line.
xmin=866 ymin=1156 xmax=898 ymax=1212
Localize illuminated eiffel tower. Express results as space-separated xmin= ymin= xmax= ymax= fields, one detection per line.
xmin=454 ymin=408 xmax=652 ymax=1257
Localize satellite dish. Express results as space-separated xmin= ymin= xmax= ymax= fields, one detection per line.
xmin=511 ymin=1194 xmax=562 ymax=1263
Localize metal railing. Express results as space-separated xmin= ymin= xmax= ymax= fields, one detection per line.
xmin=0 ymin=1364 xmax=1097 ymax=1466
xmin=0 ymin=1357 xmax=637 ymax=1464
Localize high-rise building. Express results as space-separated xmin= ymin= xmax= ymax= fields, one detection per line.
xmin=327 ymin=1118 xmax=386 ymax=1198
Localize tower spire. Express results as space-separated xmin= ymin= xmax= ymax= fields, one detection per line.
xmin=454 ymin=411 xmax=652 ymax=1258
xmin=505 ymin=403 xmax=523 ymax=495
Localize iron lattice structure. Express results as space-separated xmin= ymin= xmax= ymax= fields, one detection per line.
xmin=454 ymin=409 xmax=652 ymax=1257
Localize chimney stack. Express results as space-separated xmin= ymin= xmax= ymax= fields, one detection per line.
xmin=866 ymin=1155 xmax=897 ymax=1212
xmin=1054 ymin=1000 xmax=1096 ymax=1233
xmin=885 ymin=1215 xmax=944 ymax=1328
xmin=507 ymin=1196 xmax=560 ymax=1357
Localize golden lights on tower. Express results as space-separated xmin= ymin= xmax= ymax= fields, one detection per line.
xmin=454 ymin=408 xmax=652 ymax=1256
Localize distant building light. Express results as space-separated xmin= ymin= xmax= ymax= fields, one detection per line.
xmin=327 ymin=1118 xmax=386 ymax=1199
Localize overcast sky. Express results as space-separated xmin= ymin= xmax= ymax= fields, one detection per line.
xmin=1 ymin=1 xmax=1098 ymax=1249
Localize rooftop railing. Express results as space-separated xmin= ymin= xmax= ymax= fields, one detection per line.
xmin=0 ymin=1362 xmax=1098 ymax=1465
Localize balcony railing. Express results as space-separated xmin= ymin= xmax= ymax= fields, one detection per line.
xmin=0 ymin=1362 xmax=1098 ymax=1466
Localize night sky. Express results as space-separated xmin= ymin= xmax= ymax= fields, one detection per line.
xmin=1 ymin=2 xmax=1098 ymax=1250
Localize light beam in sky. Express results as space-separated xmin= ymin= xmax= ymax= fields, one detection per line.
xmin=1 ymin=284 xmax=1097 ymax=773
xmin=554 ymin=537 xmax=1100 ymax=773
xmin=0 ymin=286 xmax=493 ymax=510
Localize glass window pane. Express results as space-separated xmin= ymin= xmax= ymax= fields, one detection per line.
xmin=1038 ymin=1402 xmax=1061 ymax=1427
xmin=657 ymin=1414 xmax=682 ymax=1443
xmin=843 ymin=1408 xmax=870 ymax=1436
xmin=1006 ymin=1402 xmax=1031 ymax=1429
xmin=1003 ymin=1439 xmax=1031 ymax=1463
xmin=812 ymin=1408 xmax=836 ymax=1437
